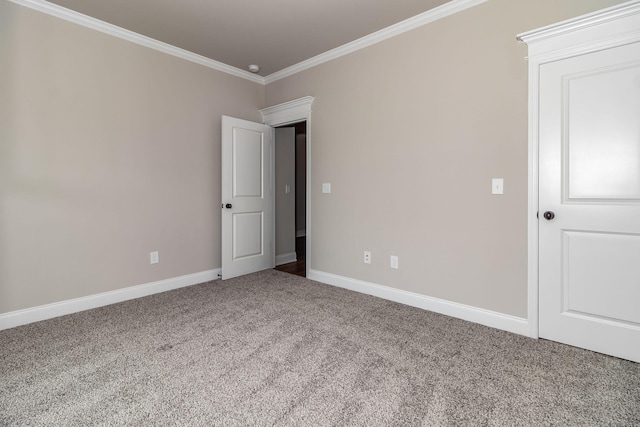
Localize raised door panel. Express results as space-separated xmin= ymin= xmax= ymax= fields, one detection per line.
xmin=233 ymin=128 xmax=264 ymax=198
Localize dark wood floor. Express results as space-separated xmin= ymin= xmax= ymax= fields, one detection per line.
xmin=274 ymin=236 xmax=306 ymax=277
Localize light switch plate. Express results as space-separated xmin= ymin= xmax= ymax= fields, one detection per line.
xmin=322 ymin=183 xmax=331 ymax=193
xmin=390 ymin=255 xmax=399 ymax=269
xmin=492 ymin=178 xmax=504 ymax=195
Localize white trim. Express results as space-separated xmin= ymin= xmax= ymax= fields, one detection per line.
xmin=525 ymin=57 xmax=540 ymax=339
xmin=517 ymin=0 xmax=640 ymax=63
xmin=264 ymin=0 xmax=488 ymax=84
xmin=260 ymin=96 xmax=315 ymax=126
xmin=308 ymin=270 xmax=530 ymax=337
xmin=517 ymin=1 xmax=640 ymax=49
xmin=517 ymin=0 xmax=640 ymax=340
xmin=260 ymin=97 xmax=314 ymax=277
xmin=7 ymin=0 xmax=265 ymax=85
xmin=275 ymin=252 xmax=297 ymax=266
xmin=0 ymin=269 xmax=220 ymax=331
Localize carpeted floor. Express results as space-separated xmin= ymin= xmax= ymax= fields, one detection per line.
xmin=1 ymin=269 xmax=639 ymax=426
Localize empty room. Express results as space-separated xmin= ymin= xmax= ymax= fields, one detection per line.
xmin=1 ymin=0 xmax=639 ymax=425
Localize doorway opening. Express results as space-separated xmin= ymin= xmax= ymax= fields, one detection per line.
xmin=274 ymin=121 xmax=307 ymax=277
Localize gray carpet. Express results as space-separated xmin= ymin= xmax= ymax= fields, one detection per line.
xmin=1 ymin=270 xmax=639 ymax=426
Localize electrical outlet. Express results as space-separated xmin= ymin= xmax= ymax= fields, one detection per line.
xmin=364 ymin=251 xmax=371 ymax=264
xmin=390 ymin=255 xmax=399 ymax=269
xmin=150 ymin=251 xmax=159 ymax=264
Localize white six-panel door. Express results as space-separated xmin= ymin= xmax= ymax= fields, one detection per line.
xmin=221 ymin=116 xmax=273 ymax=280
xmin=538 ymin=42 xmax=640 ymax=363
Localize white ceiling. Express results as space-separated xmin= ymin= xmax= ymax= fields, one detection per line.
xmin=44 ymin=0 xmax=451 ymax=76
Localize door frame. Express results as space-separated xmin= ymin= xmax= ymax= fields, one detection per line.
xmin=260 ymin=96 xmax=315 ymax=277
xmin=517 ymin=1 xmax=640 ymax=339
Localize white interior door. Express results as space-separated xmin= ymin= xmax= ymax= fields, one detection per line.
xmin=221 ymin=116 xmax=273 ymax=280
xmin=539 ymin=42 xmax=640 ymax=363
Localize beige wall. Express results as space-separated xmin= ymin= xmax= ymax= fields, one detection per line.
xmin=0 ymin=2 xmax=263 ymax=313
xmin=1 ymin=0 xmax=627 ymax=319
xmin=265 ymin=0 xmax=627 ymax=318
xmin=295 ymin=133 xmax=307 ymax=235
xmin=275 ymin=127 xmax=296 ymax=257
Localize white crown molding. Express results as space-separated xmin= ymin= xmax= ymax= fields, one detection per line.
xmin=10 ymin=0 xmax=487 ymax=86
xmin=0 ymin=269 xmax=220 ymax=331
xmin=260 ymin=96 xmax=315 ymax=126
xmin=264 ymin=0 xmax=488 ymax=84
xmin=7 ymin=0 xmax=266 ymax=85
xmin=517 ymin=0 xmax=640 ymax=62
xmin=308 ymin=269 xmax=531 ymax=337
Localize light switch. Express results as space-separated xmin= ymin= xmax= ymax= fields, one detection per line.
xmin=492 ymin=178 xmax=504 ymax=195
xmin=322 ymin=183 xmax=331 ymax=193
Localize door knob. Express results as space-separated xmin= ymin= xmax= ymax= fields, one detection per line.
xmin=543 ymin=211 xmax=555 ymax=220
xmin=225 ymin=203 xmax=232 ymax=209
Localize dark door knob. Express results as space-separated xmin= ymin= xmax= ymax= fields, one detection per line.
xmin=543 ymin=211 xmax=555 ymax=220
xmin=225 ymin=203 xmax=232 ymax=209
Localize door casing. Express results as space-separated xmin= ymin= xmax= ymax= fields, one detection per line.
xmin=260 ymin=97 xmax=314 ymax=277
xmin=518 ymin=2 xmax=640 ymax=339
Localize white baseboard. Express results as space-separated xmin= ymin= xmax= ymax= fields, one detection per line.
xmin=0 ymin=269 xmax=220 ymax=331
xmin=1 ymin=267 xmax=530 ymax=337
xmin=275 ymin=252 xmax=297 ymax=266
xmin=308 ymin=269 xmax=530 ymax=337
xmin=296 ymin=230 xmax=306 ymax=238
